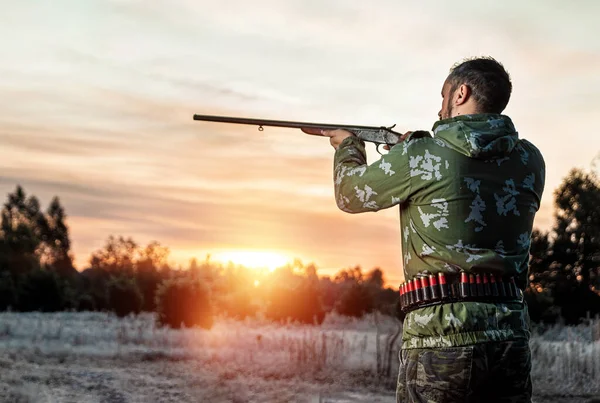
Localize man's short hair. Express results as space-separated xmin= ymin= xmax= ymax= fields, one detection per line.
xmin=447 ymin=57 xmax=512 ymax=114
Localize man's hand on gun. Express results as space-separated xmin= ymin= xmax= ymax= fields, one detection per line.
xmin=301 ymin=128 xmax=412 ymax=150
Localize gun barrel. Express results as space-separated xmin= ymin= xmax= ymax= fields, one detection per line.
xmin=193 ymin=114 xmax=383 ymax=131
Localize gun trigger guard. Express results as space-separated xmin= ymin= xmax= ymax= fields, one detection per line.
xmin=376 ymin=144 xmax=387 ymax=155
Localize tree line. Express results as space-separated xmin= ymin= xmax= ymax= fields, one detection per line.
xmin=0 ymin=185 xmax=395 ymax=327
xmin=0 ymin=167 xmax=599 ymax=327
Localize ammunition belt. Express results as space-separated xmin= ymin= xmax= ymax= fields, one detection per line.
xmin=399 ymin=272 xmax=523 ymax=314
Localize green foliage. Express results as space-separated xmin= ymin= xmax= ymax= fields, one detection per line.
xmin=266 ymin=280 xmax=325 ymax=324
xmin=42 ymin=197 xmax=75 ymax=276
xmin=219 ymin=290 xmax=258 ymax=320
xmin=80 ymin=268 xmax=111 ymax=311
xmin=554 ymin=282 xmax=600 ymax=325
xmin=17 ymin=269 xmax=65 ymax=312
xmin=135 ymin=270 xmax=162 ymax=312
xmin=553 ymin=168 xmax=600 ymax=287
xmin=336 ymin=283 xmax=374 ymax=318
xmin=106 ymin=276 xmax=143 ymax=317
xmin=523 ymin=288 xmax=559 ymax=324
xmin=76 ymin=294 xmax=96 ymax=311
xmin=155 ymin=277 xmax=213 ymax=329
xmin=527 ymin=168 xmax=600 ymax=324
xmin=89 ymin=236 xmax=138 ymax=274
xmin=0 ymin=272 xmax=18 ymax=311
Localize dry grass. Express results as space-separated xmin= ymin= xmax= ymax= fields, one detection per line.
xmin=0 ymin=312 xmax=599 ymax=402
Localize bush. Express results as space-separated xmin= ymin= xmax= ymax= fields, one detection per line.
xmin=17 ymin=269 xmax=64 ymax=312
xmin=0 ymin=272 xmax=18 ymax=311
xmin=336 ymin=283 xmax=374 ymax=318
xmin=76 ymin=294 xmax=96 ymax=311
xmin=524 ymin=288 xmax=558 ymax=324
xmin=106 ymin=276 xmax=143 ymax=317
xmin=135 ymin=270 xmax=162 ymax=312
xmin=219 ymin=290 xmax=258 ymax=320
xmin=266 ymin=281 xmax=325 ymax=324
xmin=555 ymin=283 xmax=600 ymax=325
xmin=155 ymin=277 xmax=213 ymax=329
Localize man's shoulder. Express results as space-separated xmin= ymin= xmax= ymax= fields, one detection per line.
xmin=517 ymin=138 xmax=543 ymax=155
xmin=389 ymin=131 xmax=449 ymax=156
xmin=514 ymin=138 xmax=546 ymax=169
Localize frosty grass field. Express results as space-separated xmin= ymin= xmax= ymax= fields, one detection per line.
xmin=0 ymin=312 xmax=599 ymax=403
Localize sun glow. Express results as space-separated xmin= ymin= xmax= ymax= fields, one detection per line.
xmin=212 ymin=250 xmax=292 ymax=271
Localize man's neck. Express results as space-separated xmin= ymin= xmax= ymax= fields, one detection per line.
xmin=452 ymin=104 xmax=479 ymax=117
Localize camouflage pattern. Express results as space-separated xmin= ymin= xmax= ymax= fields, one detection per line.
xmin=333 ymin=114 xmax=545 ymax=349
xmin=396 ymin=339 xmax=532 ymax=402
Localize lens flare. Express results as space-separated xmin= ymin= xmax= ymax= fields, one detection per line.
xmin=213 ymin=250 xmax=291 ymax=271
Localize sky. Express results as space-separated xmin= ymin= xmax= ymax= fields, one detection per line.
xmin=1 ymin=0 xmax=599 ymax=284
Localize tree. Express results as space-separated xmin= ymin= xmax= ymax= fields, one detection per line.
xmin=41 ymin=197 xmax=75 ymax=276
xmin=336 ymin=283 xmax=374 ymax=317
xmin=0 ymin=186 xmax=46 ymax=275
xmin=553 ymin=168 xmax=600 ymax=288
xmin=266 ymin=280 xmax=325 ymax=324
xmin=137 ymin=241 xmax=169 ymax=273
xmin=107 ymin=276 xmax=143 ymax=317
xmin=18 ymin=269 xmax=65 ymax=312
xmin=89 ymin=235 xmax=138 ymax=274
xmin=0 ymin=272 xmax=18 ymax=310
xmin=334 ymin=265 xmax=363 ymax=284
xmin=527 ymin=168 xmax=600 ymax=323
xmin=155 ymin=277 xmax=214 ymax=329
xmin=366 ymin=268 xmax=384 ymax=289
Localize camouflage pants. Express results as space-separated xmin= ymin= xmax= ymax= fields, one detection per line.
xmin=396 ymin=339 xmax=532 ymax=403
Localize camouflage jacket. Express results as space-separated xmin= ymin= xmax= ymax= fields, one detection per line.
xmin=333 ymin=114 xmax=545 ymax=349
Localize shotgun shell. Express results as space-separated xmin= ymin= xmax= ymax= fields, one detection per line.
xmin=438 ymin=272 xmax=449 ymax=299
xmin=469 ymin=273 xmax=477 ymax=297
xmin=476 ymin=274 xmax=485 ymax=297
xmin=490 ymin=274 xmax=499 ymax=297
xmin=420 ymin=276 xmax=431 ymax=302
xmin=399 ymin=283 xmax=405 ymax=308
xmin=429 ymin=274 xmax=440 ymax=300
xmin=508 ymin=277 xmax=519 ymax=299
xmin=407 ymin=280 xmax=415 ymax=306
xmin=511 ymin=277 xmax=523 ymax=299
xmin=460 ymin=272 xmax=470 ymax=298
xmin=506 ymin=276 xmax=515 ymax=298
xmin=497 ymin=275 xmax=507 ymax=297
xmin=483 ymin=273 xmax=492 ymax=297
xmin=414 ymin=277 xmax=423 ymax=304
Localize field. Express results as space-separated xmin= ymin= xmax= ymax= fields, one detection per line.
xmin=0 ymin=312 xmax=599 ymax=403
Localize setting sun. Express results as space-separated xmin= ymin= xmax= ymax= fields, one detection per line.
xmin=212 ymin=250 xmax=292 ymax=271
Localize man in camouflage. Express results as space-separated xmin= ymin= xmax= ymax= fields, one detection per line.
xmin=315 ymin=58 xmax=545 ymax=402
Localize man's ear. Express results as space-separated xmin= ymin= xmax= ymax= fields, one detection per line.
xmin=454 ymin=84 xmax=471 ymax=106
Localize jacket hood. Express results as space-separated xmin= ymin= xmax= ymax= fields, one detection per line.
xmin=431 ymin=114 xmax=518 ymax=159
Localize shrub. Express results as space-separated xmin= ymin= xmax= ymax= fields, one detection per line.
xmin=155 ymin=277 xmax=213 ymax=329
xmin=135 ymin=270 xmax=162 ymax=311
xmin=266 ymin=281 xmax=324 ymax=324
xmin=524 ymin=288 xmax=558 ymax=324
xmin=0 ymin=272 xmax=18 ymax=311
xmin=76 ymin=294 xmax=96 ymax=311
xmin=17 ymin=269 xmax=64 ymax=312
xmin=336 ymin=283 xmax=374 ymax=318
xmin=106 ymin=276 xmax=143 ymax=317
xmin=219 ymin=290 xmax=258 ymax=320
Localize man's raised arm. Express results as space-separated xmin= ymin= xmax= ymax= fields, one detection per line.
xmin=331 ymin=133 xmax=412 ymax=214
